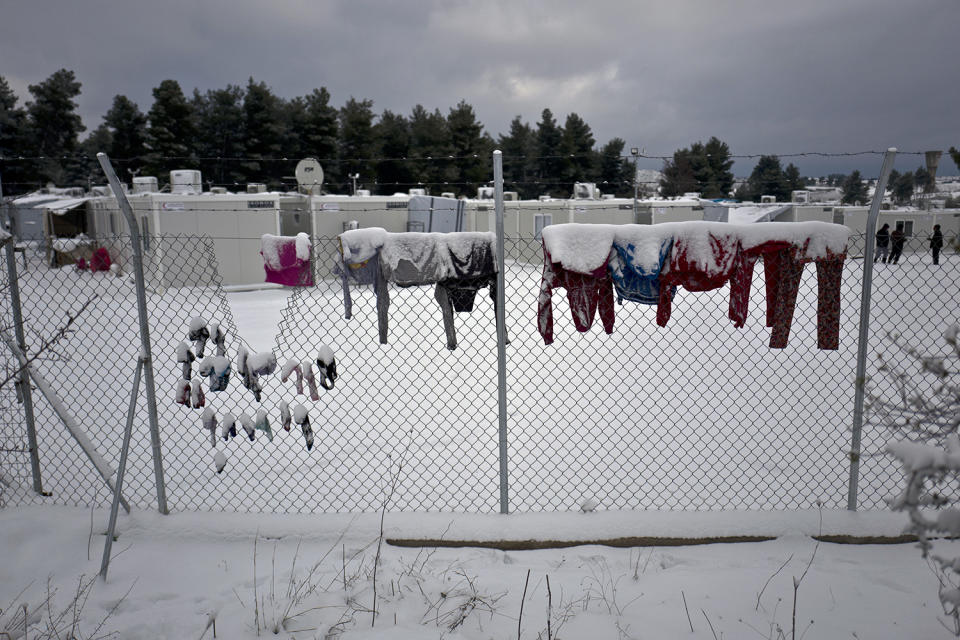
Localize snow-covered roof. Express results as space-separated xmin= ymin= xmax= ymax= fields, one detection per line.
xmin=726 ymin=205 xmax=791 ymax=224
xmin=11 ymin=193 xmax=67 ymax=207
xmin=45 ymin=197 xmax=92 ymax=215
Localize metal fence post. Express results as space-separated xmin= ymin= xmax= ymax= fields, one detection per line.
xmin=97 ymin=153 xmax=169 ymax=514
xmin=0 ymin=172 xmax=45 ymax=495
xmin=847 ymin=147 xmax=897 ymax=511
xmin=493 ymin=150 xmax=510 ymax=514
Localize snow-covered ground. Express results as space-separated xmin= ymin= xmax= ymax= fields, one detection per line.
xmin=0 ymin=505 xmax=948 ymax=639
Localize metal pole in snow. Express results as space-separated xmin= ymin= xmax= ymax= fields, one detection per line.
xmin=494 ymin=150 xmax=510 ymax=514
xmin=101 ymin=357 xmax=143 ymax=581
xmin=97 ymin=153 xmax=169 ymax=514
xmin=847 ymin=147 xmax=897 ymax=511
xmin=0 ymin=172 xmax=45 ymax=495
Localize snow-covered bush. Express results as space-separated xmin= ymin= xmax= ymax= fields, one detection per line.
xmin=872 ymin=325 xmax=960 ymax=634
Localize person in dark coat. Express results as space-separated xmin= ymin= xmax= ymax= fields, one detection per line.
xmin=889 ymin=222 xmax=906 ymax=264
xmin=875 ymin=223 xmax=890 ymax=263
xmin=930 ymin=224 xmax=944 ymax=265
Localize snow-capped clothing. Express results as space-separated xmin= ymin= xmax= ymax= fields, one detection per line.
xmin=608 ymin=237 xmax=675 ymax=306
xmin=537 ymin=246 xmax=615 ymax=345
xmin=657 ymin=224 xmax=741 ymax=327
xmin=261 ymin=233 xmax=314 ymax=287
xmin=316 ymin=345 xmax=337 ymax=390
xmin=434 ymin=234 xmax=501 ymax=350
xmin=337 ymin=253 xmax=389 ymax=343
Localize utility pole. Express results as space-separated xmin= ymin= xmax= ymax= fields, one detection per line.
xmin=631 ymin=147 xmax=640 ymax=224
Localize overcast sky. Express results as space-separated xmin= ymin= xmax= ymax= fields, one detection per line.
xmin=2 ymin=0 xmax=958 ymax=177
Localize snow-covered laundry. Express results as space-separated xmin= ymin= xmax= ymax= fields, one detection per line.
xmin=260 ymin=233 xmax=314 ymax=287
xmin=189 ymin=317 xmax=210 ymax=358
xmin=174 ymin=379 xmax=191 ymax=406
xmin=301 ymin=359 xmax=320 ymax=401
xmin=201 ymin=408 xmax=218 ymax=448
xmin=538 ymin=225 xmax=617 ymax=345
xmin=316 ymin=345 xmax=337 ymax=390
xmin=255 ymin=409 xmax=273 ymax=443
xmin=222 ymin=412 xmax=238 ymax=441
xmin=198 ymin=355 xmax=231 ymax=392
xmin=608 ymin=224 xmax=678 ymax=306
xmin=176 ymin=342 xmax=195 ymax=380
xmin=339 ymin=228 xmax=500 ymax=349
xmin=293 ymin=404 xmax=314 ymax=451
xmin=190 ymin=379 xmax=205 ymax=409
xmin=536 ymin=221 xmax=850 ymax=350
xmin=239 ymin=413 xmax=255 ymax=441
xmin=209 ymin=322 xmax=227 ymax=357
xmin=214 ymin=449 xmax=227 ymax=474
xmin=279 ymin=400 xmax=292 ymax=432
xmin=238 ymin=347 xmax=276 ymax=402
xmin=280 ymin=358 xmax=304 ymax=395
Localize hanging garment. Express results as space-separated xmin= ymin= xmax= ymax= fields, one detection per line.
xmin=176 ymin=342 xmax=195 ymax=380
xmin=433 ymin=233 xmax=500 ymax=350
xmin=301 ymin=359 xmax=320 ymax=401
xmin=90 ymin=247 xmax=111 ymax=272
xmin=214 ymin=450 xmax=227 ymax=474
xmin=316 ymin=345 xmax=337 ymax=390
xmin=188 ymin=317 xmax=210 ymax=358
xmin=657 ymin=223 xmax=741 ymax=327
xmin=255 ymin=409 xmax=273 ymax=443
xmin=174 ymin=380 xmax=191 ymax=406
xmin=190 ymin=379 xmax=205 ymax=409
xmin=339 ymin=229 xmax=389 ymax=343
xmin=198 ymin=355 xmax=231 ymax=392
xmin=209 ymin=322 xmax=227 ymax=357
xmin=729 ymin=222 xmax=850 ymax=350
xmin=280 ymin=358 xmax=304 ymax=395
xmin=608 ymin=231 xmax=676 ymax=306
xmin=293 ymin=404 xmax=313 ymax=451
xmin=239 ymin=413 xmax=256 ymax=441
xmin=201 ymin=408 xmax=218 ymax=448
xmin=537 ymin=223 xmax=617 ymax=345
xmin=261 ymin=233 xmax=314 ymax=287
xmin=279 ymin=400 xmax=292 ymax=432
xmin=222 ymin=412 xmax=238 ymax=441
xmin=239 ymin=347 xmax=276 ymax=402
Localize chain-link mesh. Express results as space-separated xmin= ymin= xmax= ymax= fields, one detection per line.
xmin=2 ymin=229 xmax=953 ymax=513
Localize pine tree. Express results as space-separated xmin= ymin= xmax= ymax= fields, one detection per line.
xmin=597 ymin=138 xmax=632 ymax=197
xmin=559 ymin=112 xmax=597 ymax=194
xmin=145 ymin=79 xmax=197 ymax=181
xmin=914 ymin=165 xmax=934 ymax=195
xmin=338 ymin=97 xmax=376 ymax=193
xmin=784 ymin=163 xmax=804 ymax=196
xmin=299 ymin=87 xmax=339 ymax=185
xmin=193 ymin=85 xmax=246 ymax=187
xmin=241 ymin=79 xmax=284 ymax=185
xmin=535 ymin=108 xmax=563 ymax=196
xmin=79 ymin=124 xmax=113 ymax=188
xmin=374 ymin=109 xmax=412 ymax=194
xmin=743 ymin=155 xmax=790 ymax=202
xmin=660 ymin=137 xmax=734 ymax=198
xmin=498 ymin=116 xmax=536 ymax=198
xmin=891 ymin=170 xmax=915 ymax=204
xmin=702 ymin=137 xmax=734 ymax=197
xmin=26 ymin=69 xmax=85 ymax=185
xmin=660 ymin=148 xmax=699 ymax=198
xmin=103 ymin=95 xmax=148 ymax=178
xmin=408 ymin=104 xmax=449 ymax=191
xmin=446 ymin=100 xmax=490 ymax=196
xmin=0 ymin=76 xmax=32 ymax=194
xmin=950 ymin=147 xmax=960 ymax=173
xmin=841 ymin=170 xmax=869 ymax=205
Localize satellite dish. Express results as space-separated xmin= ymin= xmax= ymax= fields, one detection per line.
xmin=295 ymin=158 xmax=324 ymax=195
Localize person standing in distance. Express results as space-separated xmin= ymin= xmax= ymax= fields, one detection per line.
xmin=875 ymin=223 xmax=890 ymax=263
xmin=889 ymin=222 xmax=906 ymax=264
xmin=930 ymin=224 xmax=944 ymax=265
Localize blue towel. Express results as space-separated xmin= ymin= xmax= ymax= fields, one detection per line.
xmin=608 ymin=238 xmax=675 ymax=305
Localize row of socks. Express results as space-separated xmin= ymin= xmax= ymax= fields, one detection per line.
xmin=279 ymin=346 xmax=338 ymax=398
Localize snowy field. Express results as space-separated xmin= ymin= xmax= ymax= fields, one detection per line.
xmin=0 ymin=505 xmax=949 ymax=639
xmin=1 ymin=236 xmax=956 ymax=515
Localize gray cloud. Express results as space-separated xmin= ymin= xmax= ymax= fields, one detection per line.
xmin=2 ymin=0 xmax=957 ymax=176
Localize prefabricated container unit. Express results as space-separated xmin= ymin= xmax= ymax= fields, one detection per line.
xmin=643 ymin=199 xmax=705 ymax=224
xmin=406 ymin=195 xmax=467 ymax=233
xmin=299 ymin=194 xmax=413 ymax=237
xmin=8 ymin=193 xmax=64 ymax=243
xmin=85 ymin=191 xmax=280 ymax=288
xmin=792 ymin=204 xmax=843 ymax=224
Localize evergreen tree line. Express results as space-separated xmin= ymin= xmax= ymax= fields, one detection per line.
xmin=659 ymin=140 xmax=947 ymax=206
xmin=0 ymin=69 xmax=635 ymax=198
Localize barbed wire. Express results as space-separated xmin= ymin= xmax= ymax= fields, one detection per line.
xmin=0 ymin=149 xmax=942 ymax=163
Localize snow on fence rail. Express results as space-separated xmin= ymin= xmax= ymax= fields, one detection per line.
xmin=1 ymin=232 xmax=955 ymax=513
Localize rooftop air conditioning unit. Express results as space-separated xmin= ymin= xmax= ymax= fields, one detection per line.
xmin=210 ymin=187 xmax=228 ymax=194
xmin=791 ymin=190 xmax=810 ymax=203
xmin=503 ymin=191 xmax=519 ymax=201
xmin=441 ymin=192 xmax=455 ymax=199
xmin=247 ymin=183 xmax=267 ymax=194
xmin=538 ymin=195 xmax=552 ymax=202
xmin=682 ymin=192 xmax=701 ymax=199
xmin=477 ymin=187 xmax=494 ymax=200
xmin=409 ymin=188 xmax=427 ymax=197
xmin=760 ymin=195 xmax=777 ymax=204
xmin=356 ymin=189 xmax=371 ymax=197
xmin=133 ymin=176 xmax=158 ymax=194
xmin=171 ymin=170 xmax=202 ymax=195
xmin=573 ymin=183 xmax=597 ymax=200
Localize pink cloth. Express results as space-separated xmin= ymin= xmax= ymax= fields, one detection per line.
xmin=261 ymin=236 xmax=314 ymax=286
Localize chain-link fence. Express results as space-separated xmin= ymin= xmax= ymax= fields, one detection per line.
xmin=1 ymin=229 xmax=956 ymax=513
